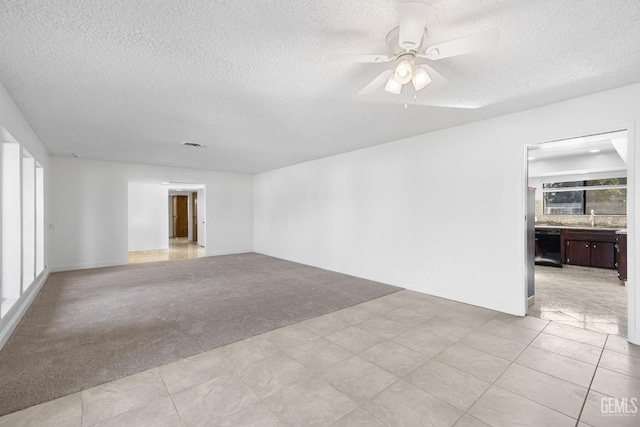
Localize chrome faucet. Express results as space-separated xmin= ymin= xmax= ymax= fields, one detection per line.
xmin=589 ymin=209 xmax=595 ymax=227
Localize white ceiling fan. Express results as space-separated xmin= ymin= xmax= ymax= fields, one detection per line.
xmin=337 ymin=2 xmax=500 ymax=97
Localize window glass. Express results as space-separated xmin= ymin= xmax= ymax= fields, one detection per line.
xmin=542 ymin=178 xmax=626 ymax=215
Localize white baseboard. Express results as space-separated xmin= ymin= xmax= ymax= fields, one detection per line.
xmin=49 ymin=259 xmax=129 ymax=272
xmin=0 ymin=268 xmax=50 ymax=350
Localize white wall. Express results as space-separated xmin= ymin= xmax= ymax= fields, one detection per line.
xmin=254 ymin=82 xmax=639 ymax=343
xmin=50 ymin=158 xmax=253 ymax=271
xmin=128 ymin=181 xmax=169 ymax=252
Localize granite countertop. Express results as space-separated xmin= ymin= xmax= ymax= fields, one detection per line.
xmin=535 ymin=224 xmax=623 ymax=231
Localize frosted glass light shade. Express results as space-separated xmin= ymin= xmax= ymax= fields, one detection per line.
xmin=412 ymin=66 xmax=432 ymax=91
xmin=384 ymin=75 xmax=402 ymax=94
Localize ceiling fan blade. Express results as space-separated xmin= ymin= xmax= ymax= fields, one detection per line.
xmin=359 ymin=70 xmax=394 ymax=95
xmin=423 ymin=28 xmax=499 ymax=60
xmin=419 ymin=64 xmax=448 ymax=85
xmin=330 ymin=54 xmax=391 ymax=63
xmin=398 ymin=2 xmax=429 ymax=50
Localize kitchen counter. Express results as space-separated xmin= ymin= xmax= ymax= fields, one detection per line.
xmin=535 ymin=224 xmax=622 ymax=231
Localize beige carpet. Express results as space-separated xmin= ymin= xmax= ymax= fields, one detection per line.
xmin=0 ymin=253 xmax=402 ymax=416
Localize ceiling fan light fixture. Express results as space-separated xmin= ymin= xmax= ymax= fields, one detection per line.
xmin=393 ymin=59 xmax=413 ymax=84
xmin=384 ymin=75 xmax=403 ymax=94
xmin=412 ymin=66 xmax=432 ymax=91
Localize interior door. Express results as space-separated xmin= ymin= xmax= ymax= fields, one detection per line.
xmin=173 ymin=195 xmax=189 ymax=237
xmin=192 ymin=192 xmax=198 ymax=243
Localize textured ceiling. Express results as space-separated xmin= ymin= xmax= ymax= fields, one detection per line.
xmin=1 ymin=0 xmax=640 ymax=173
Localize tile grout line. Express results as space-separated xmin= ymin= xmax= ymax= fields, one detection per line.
xmin=575 ymin=334 xmax=609 ymax=426
xmin=158 ymin=372 xmax=188 ymax=427
xmin=221 ymin=346 xmax=291 ymax=426
xmin=454 ymin=320 xmax=551 ymax=424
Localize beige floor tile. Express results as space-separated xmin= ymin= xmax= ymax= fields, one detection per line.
xmin=552 ymin=320 xmax=618 ymax=334
xmin=392 ymin=326 xmax=456 ymax=357
xmin=405 ymin=359 xmax=491 ymax=411
xmin=321 ymin=356 xmax=398 ymax=401
xmin=330 ymin=409 xmax=386 ymax=427
xmin=383 ymin=290 xmax=431 ymax=304
xmin=478 ymin=319 xmax=540 ymax=345
xmin=217 ymin=337 xmax=281 ymax=372
xmin=0 ymin=393 xmax=82 ymax=427
xmin=356 ymin=316 xmax=410 ymax=339
xmin=435 ymin=343 xmax=510 ymax=383
xmin=286 ymin=338 xmax=353 ymax=373
xmin=580 ymin=390 xmax=639 ymax=427
xmin=383 ymin=306 xmax=434 ymax=326
xmin=263 ymin=324 xmax=320 ymax=350
xmin=403 ymin=299 xmax=452 ymax=317
xmin=302 ymin=314 xmax=351 ymax=337
xmin=81 ymin=369 xmax=168 ymax=427
xmin=159 ymin=349 xmax=233 ymax=394
xmin=436 ymin=308 xmax=496 ymax=329
xmin=495 ymin=363 xmax=587 ymax=418
xmin=90 ymin=397 xmax=183 ymax=427
xmin=363 ymin=380 xmax=463 ymax=427
xmin=331 ymin=305 xmax=379 ymax=325
xmin=418 ymin=317 xmax=476 ymax=341
xmin=265 ymin=378 xmax=357 ymax=427
xmin=128 ymin=237 xmax=205 ymax=264
xmin=598 ymin=350 xmax=640 ymax=379
xmin=360 ymin=341 xmax=428 ymax=377
xmin=460 ymin=330 xmax=527 ymax=361
xmin=588 ymin=322 xmax=625 ymax=335
xmin=530 ymin=332 xmax=603 ymax=365
xmin=542 ymin=322 xmax=607 ymax=348
xmin=591 ymin=367 xmax=640 ymax=400
xmin=171 ymin=372 xmax=260 ymax=426
xmin=238 ymin=352 xmax=313 ymax=398
xmin=211 ymin=402 xmax=284 ymax=427
xmin=325 ymin=326 xmax=384 ymax=353
xmin=515 ymin=346 xmax=596 ymax=388
xmin=605 ymin=335 xmax=640 ymax=359
xmin=454 ymin=414 xmax=490 ymax=427
xmin=494 ymin=313 xmax=550 ymax=331
xmin=469 ymin=385 xmax=576 ymax=427
xmin=356 ymin=296 xmax=405 ymax=315
xmin=540 ymin=311 xmax=583 ymax=322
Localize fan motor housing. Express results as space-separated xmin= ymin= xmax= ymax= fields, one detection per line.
xmin=386 ymin=27 xmax=427 ymax=55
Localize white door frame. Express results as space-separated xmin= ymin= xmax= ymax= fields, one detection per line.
xmin=523 ymin=123 xmax=636 ymax=343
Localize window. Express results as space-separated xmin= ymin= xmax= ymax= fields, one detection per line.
xmin=543 ymin=178 xmax=627 ymax=215
xmin=1 ymin=129 xmax=46 ymax=320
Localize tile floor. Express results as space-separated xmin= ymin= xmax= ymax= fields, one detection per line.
xmin=530 ymin=265 xmax=627 ymax=335
xmin=128 ymin=238 xmax=206 ymax=264
xmin=1 ymin=290 xmax=639 ymax=427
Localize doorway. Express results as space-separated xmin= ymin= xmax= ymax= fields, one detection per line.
xmin=525 ymin=130 xmax=629 ymax=336
xmin=128 ymin=181 xmax=206 ymax=264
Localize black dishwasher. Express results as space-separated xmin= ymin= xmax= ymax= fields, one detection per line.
xmin=535 ymin=229 xmax=562 ymax=267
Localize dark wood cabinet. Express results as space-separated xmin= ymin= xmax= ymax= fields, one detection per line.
xmin=617 ymin=233 xmax=627 ymax=281
xmin=590 ymin=242 xmax=615 ymax=268
xmin=561 ymin=229 xmax=618 ymax=269
xmin=565 ymin=240 xmax=591 ymax=266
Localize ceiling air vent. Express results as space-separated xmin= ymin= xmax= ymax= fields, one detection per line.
xmin=181 ymin=142 xmax=203 ymax=148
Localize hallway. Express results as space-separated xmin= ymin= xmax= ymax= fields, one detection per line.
xmin=128 ymin=238 xmax=205 ymax=264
